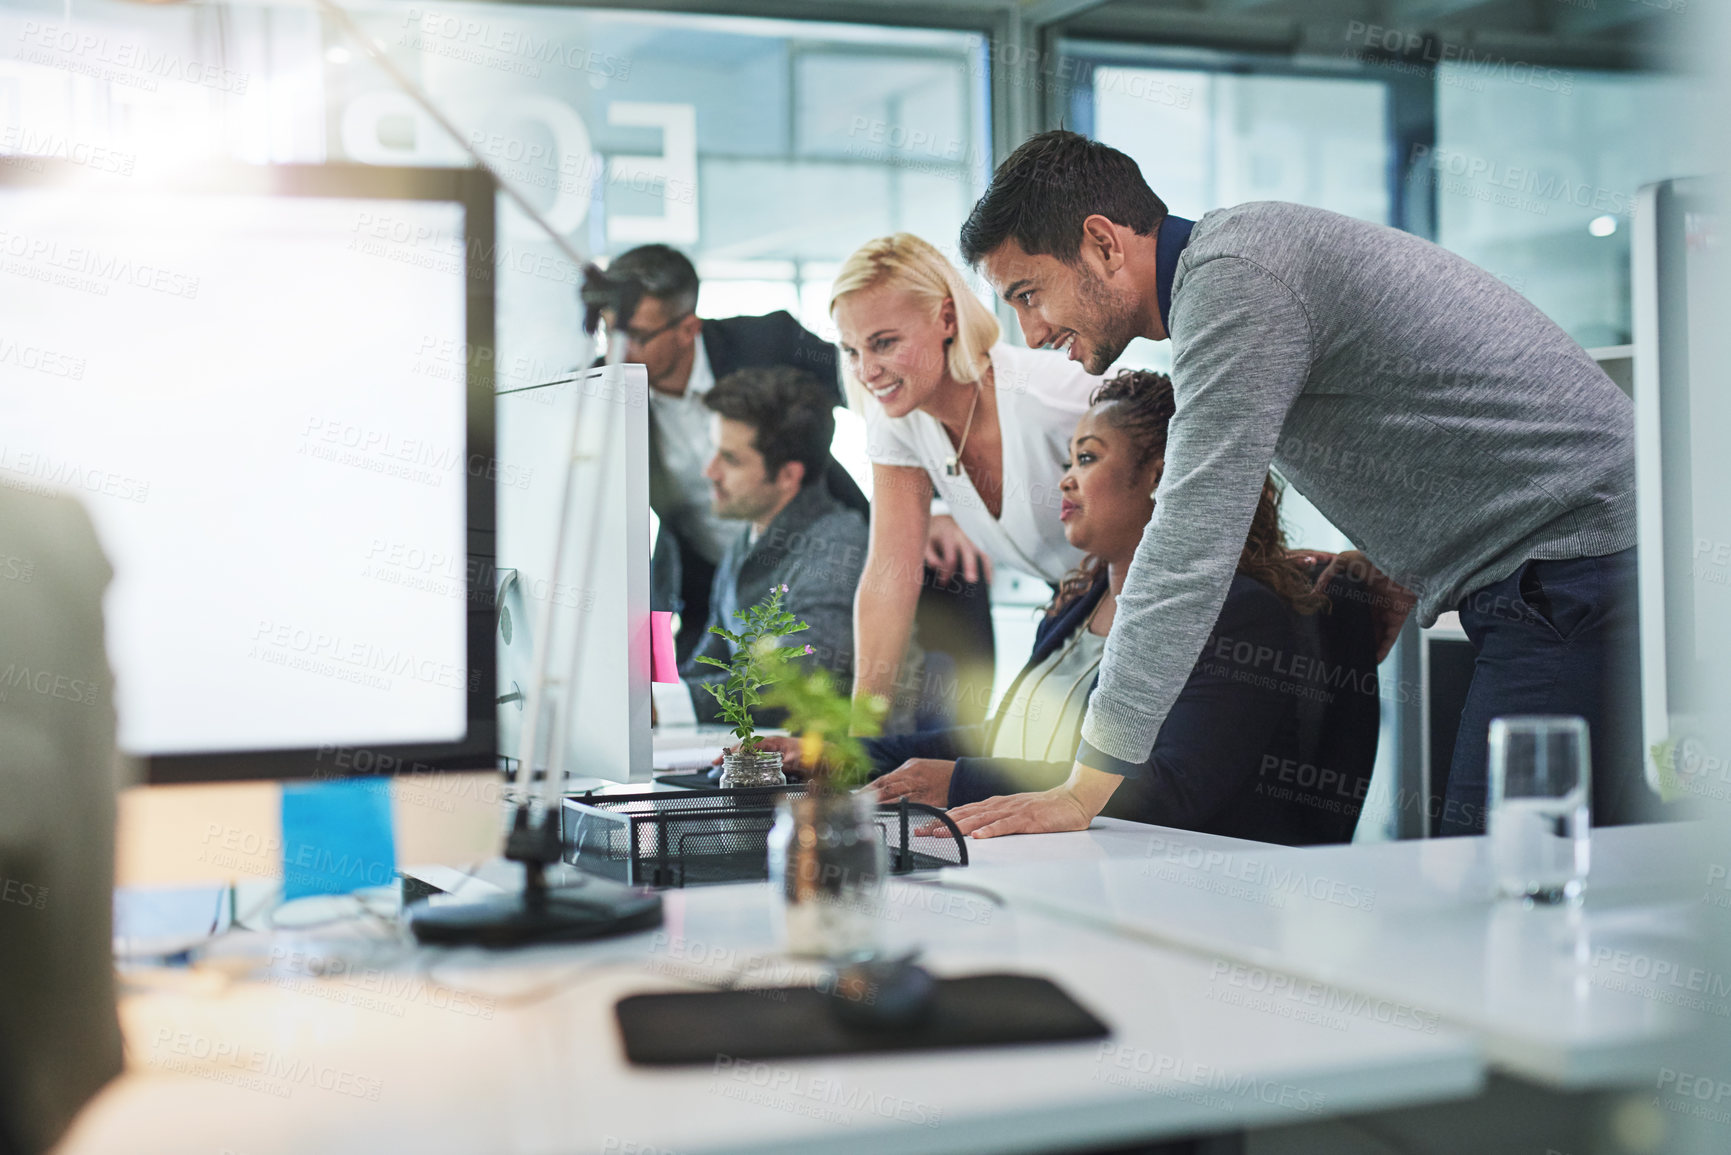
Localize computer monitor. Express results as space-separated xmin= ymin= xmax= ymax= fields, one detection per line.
xmin=1633 ymin=176 xmax=1729 ymax=792
xmin=496 ymin=363 xmax=652 ymax=783
xmin=0 ymin=162 xmax=497 ymax=783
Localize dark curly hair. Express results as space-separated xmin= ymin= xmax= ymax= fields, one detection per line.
xmin=1047 ymin=369 xmax=1328 ymax=618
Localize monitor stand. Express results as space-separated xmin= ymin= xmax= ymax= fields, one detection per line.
xmin=406 ymin=875 xmax=662 ymax=948
xmin=403 ymin=811 xmax=662 ymax=948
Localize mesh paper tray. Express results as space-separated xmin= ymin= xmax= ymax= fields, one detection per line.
xmin=559 ymin=785 xmax=968 ymax=888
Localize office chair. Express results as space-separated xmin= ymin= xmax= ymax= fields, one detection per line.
xmin=1289 ymin=563 xmax=1384 ymax=845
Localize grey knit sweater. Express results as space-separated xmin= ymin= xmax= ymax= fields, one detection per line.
xmin=1079 ymin=201 xmax=1635 ymax=772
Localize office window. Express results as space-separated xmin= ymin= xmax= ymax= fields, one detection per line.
xmin=1092 ymin=66 xmax=1390 ymax=233
xmin=0 ymin=2 xmax=987 ymax=356
xmin=1432 ymin=65 xmax=1706 ymax=348
xmin=2 ymin=1 xmax=988 ymax=505
xmin=1072 ymin=53 xmax=1392 ymax=555
xmin=330 ymin=7 xmax=987 ymax=380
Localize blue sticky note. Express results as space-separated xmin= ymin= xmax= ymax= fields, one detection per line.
xmin=280 ymin=778 xmax=397 ymax=901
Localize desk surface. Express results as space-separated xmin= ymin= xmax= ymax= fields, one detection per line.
xmin=965 ymin=821 xmax=1712 ymax=1089
xmin=951 ymin=816 xmax=1265 ymax=870
xmin=63 ymin=874 xmax=1480 ymax=1155
xmin=75 ymin=774 xmax=1705 ymax=1152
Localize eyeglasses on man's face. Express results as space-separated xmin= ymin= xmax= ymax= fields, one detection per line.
xmin=614 ymin=307 xmax=692 ymax=348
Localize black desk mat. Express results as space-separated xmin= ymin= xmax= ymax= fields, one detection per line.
xmin=616 ymin=974 xmax=1109 ymax=1065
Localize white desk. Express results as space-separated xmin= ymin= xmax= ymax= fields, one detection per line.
xmin=61 ymin=875 xmax=1480 ymax=1155
xmin=952 ymin=816 xmax=1267 ymax=871
xmin=964 ymin=821 xmax=1713 ymax=1089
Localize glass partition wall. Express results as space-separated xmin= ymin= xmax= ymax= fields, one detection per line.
xmin=1433 ymin=65 xmax=1705 ymax=350
xmin=2 ymin=0 xmax=990 ymax=478
xmin=4 ymin=0 xmax=1699 ymax=838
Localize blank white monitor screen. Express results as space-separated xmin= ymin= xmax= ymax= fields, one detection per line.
xmin=0 ymin=184 xmax=469 ymax=755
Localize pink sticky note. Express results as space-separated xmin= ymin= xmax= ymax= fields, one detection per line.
xmin=650 ymin=611 xmax=678 ymax=683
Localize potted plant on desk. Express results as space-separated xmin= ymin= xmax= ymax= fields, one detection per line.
xmin=762 ymin=671 xmax=888 ymax=957
xmin=695 ymin=584 xmax=810 ymax=788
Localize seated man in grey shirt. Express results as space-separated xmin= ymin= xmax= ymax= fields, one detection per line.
xmin=651 ymin=366 xmax=870 ymax=728
xmin=949 ymin=130 xmax=1644 ymax=838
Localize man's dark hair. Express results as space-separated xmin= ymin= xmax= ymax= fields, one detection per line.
xmin=605 ymin=243 xmax=699 ymax=318
xmin=959 ymin=130 xmax=1167 ymax=266
xmin=702 ymin=366 xmax=833 ymax=488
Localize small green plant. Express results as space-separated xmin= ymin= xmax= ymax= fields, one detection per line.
xmin=693 ymin=584 xmax=811 ymax=753
xmin=765 ymin=669 xmax=886 ymax=792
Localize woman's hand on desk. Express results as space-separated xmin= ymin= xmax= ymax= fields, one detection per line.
xmin=872 ymin=759 xmax=955 ymax=807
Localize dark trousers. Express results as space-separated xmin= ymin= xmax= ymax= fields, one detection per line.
xmin=1440 ymin=548 xmax=1644 ymax=836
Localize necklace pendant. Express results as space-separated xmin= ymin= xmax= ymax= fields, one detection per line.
xmin=944 ymin=381 xmax=982 ymax=482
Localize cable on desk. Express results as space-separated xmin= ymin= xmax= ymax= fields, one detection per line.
xmin=898 ymin=876 xmax=1009 ymax=908
xmin=123 ymin=881 xmax=421 ymax=975
xmin=262 ymin=891 xmax=402 ymax=935
xmin=412 ymin=952 xmax=658 ymax=1008
xmin=411 ymin=941 xmax=827 ymax=1009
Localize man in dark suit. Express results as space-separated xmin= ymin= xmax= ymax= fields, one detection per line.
xmin=605 ymin=244 xmax=996 ymax=728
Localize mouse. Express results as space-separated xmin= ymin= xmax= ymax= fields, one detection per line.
xmin=827 ymin=953 xmax=937 ymax=1030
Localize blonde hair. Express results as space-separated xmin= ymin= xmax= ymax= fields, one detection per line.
xmin=829 ymin=234 xmax=1000 ymax=404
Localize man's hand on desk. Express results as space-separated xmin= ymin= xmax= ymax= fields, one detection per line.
xmin=925 ymin=514 xmax=992 ymax=586
xmin=871 ymin=759 xmax=954 ymax=807
xmin=940 ymin=786 xmax=1093 ymax=838
xmin=929 ymin=761 xmax=1122 ymax=838
xmin=1292 ymin=548 xmax=1417 ymax=662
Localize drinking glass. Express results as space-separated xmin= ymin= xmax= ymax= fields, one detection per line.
xmin=1488 ymin=716 xmax=1591 ymax=903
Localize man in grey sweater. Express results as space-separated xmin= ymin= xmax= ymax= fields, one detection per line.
xmin=948 ymin=130 xmax=1642 ymax=838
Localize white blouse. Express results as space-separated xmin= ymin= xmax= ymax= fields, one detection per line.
xmin=991 ymin=623 xmax=1107 ymax=762
xmin=864 ymin=343 xmax=1099 ymax=584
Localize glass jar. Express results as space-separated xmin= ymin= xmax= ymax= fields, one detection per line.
xmin=767 ymin=791 xmax=886 ymax=958
xmin=718 ymin=749 xmax=785 ymax=789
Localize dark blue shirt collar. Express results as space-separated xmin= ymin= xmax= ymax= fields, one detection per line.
xmin=1155 ymin=214 xmax=1195 ymax=336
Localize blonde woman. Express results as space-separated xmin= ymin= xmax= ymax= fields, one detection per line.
xmin=831 ymin=233 xmax=1102 ymax=723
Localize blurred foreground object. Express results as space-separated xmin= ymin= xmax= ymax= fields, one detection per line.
xmin=0 ymin=492 xmax=123 ymax=1154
